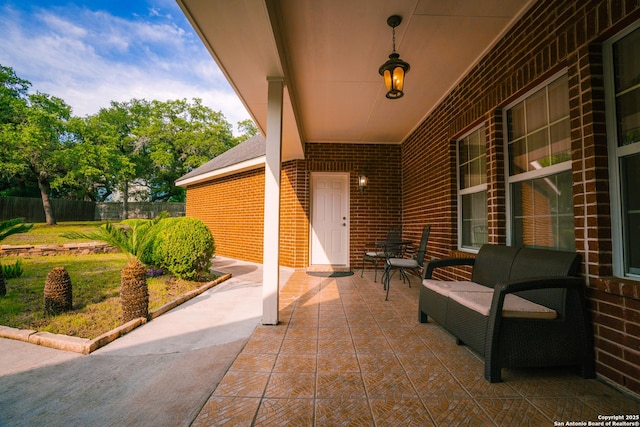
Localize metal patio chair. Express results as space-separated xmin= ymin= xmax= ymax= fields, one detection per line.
xmin=360 ymin=226 xmax=402 ymax=282
xmin=382 ymin=225 xmax=431 ymax=300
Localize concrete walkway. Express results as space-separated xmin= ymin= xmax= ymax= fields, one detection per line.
xmin=0 ymin=257 xmax=293 ymax=427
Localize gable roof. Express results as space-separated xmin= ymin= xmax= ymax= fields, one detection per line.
xmin=175 ymin=134 xmax=266 ymax=187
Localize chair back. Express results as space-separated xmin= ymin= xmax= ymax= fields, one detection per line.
xmin=383 ymin=226 xmax=403 ymax=257
xmin=415 ymin=225 xmax=431 ymax=268
xmin=386 ymin=226 xmax=401 ymax=242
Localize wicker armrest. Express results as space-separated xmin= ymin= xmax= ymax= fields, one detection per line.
xmin=489 ymin=276 xmax=583 ymax=317
xmin=484 ymin=275 xmax=588 ymax=382
xmin=494 ymin=276 xmax=584 ymax=294
xmin=423 ymin=257 xmax=476 ymax=279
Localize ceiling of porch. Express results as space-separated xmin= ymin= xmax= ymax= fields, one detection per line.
xmin=177 ymin=0 xmax=534 ymax=161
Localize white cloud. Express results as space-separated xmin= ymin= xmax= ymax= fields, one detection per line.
xmin=0 ymin=2 xmax=251 ymax=132
xmin=38 ymin=12 xmax=88 ymax=38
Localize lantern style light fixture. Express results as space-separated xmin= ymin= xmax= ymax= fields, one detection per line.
xmin=358 ymin=175 xmax=368 ymax=194
xmin=378 ymin=15 xmax=410 ymax=99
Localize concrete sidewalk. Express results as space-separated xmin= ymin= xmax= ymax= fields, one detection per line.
xmin=0 ymin=257 xmax=293 ymax=427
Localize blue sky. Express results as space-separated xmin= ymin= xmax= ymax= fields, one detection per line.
xmin=0 ymin=0 xmax=251 ymax=131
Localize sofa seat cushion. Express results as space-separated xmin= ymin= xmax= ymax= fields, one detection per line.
xmin=448 ymin=291 xmax=557 ymax=319
xmin=422 ymin=280 xmax=491 ymax=297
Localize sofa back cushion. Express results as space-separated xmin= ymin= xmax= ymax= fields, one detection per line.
xmin=510 ymin=248 xmax=581 ymax=278
xmin=509 ymin=247 xmax=581 ymax=310
xmin=471 ymin=245 xmax=520 ymax=288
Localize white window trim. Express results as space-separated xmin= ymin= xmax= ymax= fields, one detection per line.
xmin=457 ymin=124 xmax=487 ymax=253
xmin=508 ymin=160 xmax=572 ymax=183
xmin=503 ymin=69 xmax=570 ymax=247
xmin=604 ymin=20 xmax=640 ymax=279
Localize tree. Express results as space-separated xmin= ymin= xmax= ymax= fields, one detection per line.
xmin=0 ymin=65 xmax=30 ymax=125
xmin=235 ymin=119 xmax=258 ymax=142
xmin=51 ymin=116 xmax=116 ymax=201
xmin=137 ymin=98 xmax=236 ymax=202
xmin=59 ymin=112 xmax=136 ymax=202
xmin=0 ymin=90 xmax=72 ymax=225
xmin=80 ymin=100 xmax=150 ymax=217
xmin=0 ymin=65 xmax=250 ymax=210
xmin=0 ymin=66 xmax=35 ymax=198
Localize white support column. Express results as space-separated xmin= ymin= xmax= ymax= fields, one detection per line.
xmin=262 ymin=77 xmax=284 ymax=325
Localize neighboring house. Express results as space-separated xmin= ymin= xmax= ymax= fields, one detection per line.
xmin=176 ymin=0 xmax=640 ymax=395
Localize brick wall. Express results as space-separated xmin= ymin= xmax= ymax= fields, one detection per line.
xmin=185 ymin=160 xmax=310 ymax=268
xmin=401 ymin=0 xmax=640 ymax=394
xmin=305 ymin=143 xmax=402 ymax=268
xmin=186 ymin=168 xmax=266 ymax=264
xmin=280 ymin=160 xmax=309 ymax=268
xmin=185 ymin=145 xmax=402 ymax=270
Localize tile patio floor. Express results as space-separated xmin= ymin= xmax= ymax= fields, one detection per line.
xmin=193 ymin=269 xmax=640 ymax=426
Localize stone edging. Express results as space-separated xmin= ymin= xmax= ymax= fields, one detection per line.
xmin=0 ymin=242 xmax=119 ymax=257
xmin=0 ymin=273 xmax=232 ymax=354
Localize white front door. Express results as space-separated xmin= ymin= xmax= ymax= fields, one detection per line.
xmin=311 ymin=173 xmax=349 ymax=266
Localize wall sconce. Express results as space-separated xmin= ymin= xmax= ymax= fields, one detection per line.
xmin=378 ymin=15 xmax=410 ymax=99
xmin=358 ymin=175 xmax=368 ymax=194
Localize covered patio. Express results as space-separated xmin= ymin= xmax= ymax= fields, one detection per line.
xmin=176 ymin=0 xmax=640 ymax=402
xmin=192 ymin=269 xmax=639 ymax=425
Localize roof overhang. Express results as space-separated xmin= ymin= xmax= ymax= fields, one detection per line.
xmin=177 ymin=0 xmax=535 ymax=156
xmin=175 ymin=156 xmax=266 ymax=187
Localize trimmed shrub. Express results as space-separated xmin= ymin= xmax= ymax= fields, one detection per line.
xmin=150 ymin=217 xmax=215 ymax=279
xmin=151 ymin=217 xmax=215 ymax=278
xmin=134 ymin=221 xmax=165 ymax=266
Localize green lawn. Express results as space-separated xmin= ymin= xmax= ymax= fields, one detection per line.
xmin=0 ymin=220 xmax=220 ymax=339
xmin=1 ymin=221 xmax=106 ymax=245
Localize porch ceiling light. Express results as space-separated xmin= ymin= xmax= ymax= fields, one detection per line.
xmin=378 ymin=15 xmax=410 ymax=99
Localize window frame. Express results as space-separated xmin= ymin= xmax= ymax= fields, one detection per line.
xmin=604 ymin=20 xmax=640 ymax=279
xmin=503 ymin=69 xmax=573 ymax=249
xmin=457 ymin=124 xmax=488 ymax=253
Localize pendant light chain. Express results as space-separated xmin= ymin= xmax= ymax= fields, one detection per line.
xmin=392 ymin=25 xmax=397 ymax=53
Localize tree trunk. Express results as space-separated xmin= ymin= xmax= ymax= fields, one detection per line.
xmin=37 ymin=173 xmax=56 ymax=225
xmin=122 ymin=182 xmax=129 ymax=220
xmin=120 ymin=259 xmax=148 ymax=322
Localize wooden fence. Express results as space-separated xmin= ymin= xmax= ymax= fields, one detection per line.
xmin=95 ymin=202 xmax=185 ymax=220
xmin=0 ymin=197 xmax=95 ymax=222
xmin=0 ymin=197 xmax=185 ymax=222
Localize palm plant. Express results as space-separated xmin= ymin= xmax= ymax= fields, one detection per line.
xmin=0 ymin=218 xmax=33 ymax=297
xmin=63 ymin=217 xmax=165 ymax=322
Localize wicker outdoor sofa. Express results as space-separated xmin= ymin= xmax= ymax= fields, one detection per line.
xmin=418 ymin=244 xmax=596 ymax=383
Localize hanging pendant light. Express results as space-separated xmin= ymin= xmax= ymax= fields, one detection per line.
xmin=378 ymin=15 xmax=410 ymax=99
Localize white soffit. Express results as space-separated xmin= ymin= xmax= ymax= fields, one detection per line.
xmin=178 ymin=0 xmax=535 ymax=148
